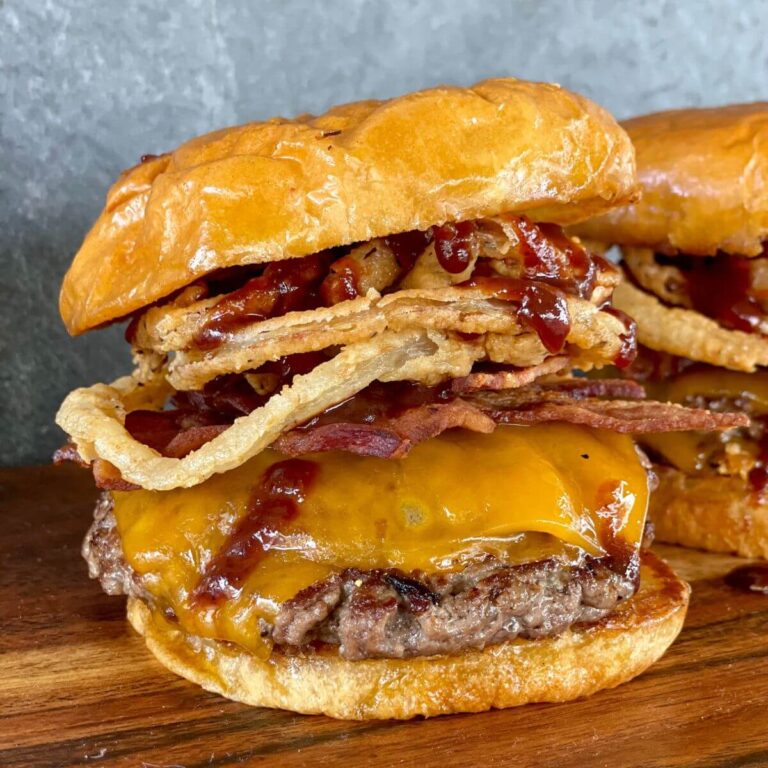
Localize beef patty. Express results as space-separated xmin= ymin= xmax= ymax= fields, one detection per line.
xmin=83 ymin=494 xmax=638 ymax=660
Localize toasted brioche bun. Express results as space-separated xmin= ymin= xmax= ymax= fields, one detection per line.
xmin=651 ymin=467 xmax=768 ymax=559
xmin=61 ymin=78 xmax=637 ymax=335
xmin=574 ymin=103 xmax=768 ymax=257
xmin=126 ymin=551 xmax=687 ymax=720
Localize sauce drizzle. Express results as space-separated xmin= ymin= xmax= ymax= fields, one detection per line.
xmin=191 ymin=459 xmax=320 ymax=606
xmin=464 ymin=276 xmax=570 ymax=353
xmin=602 ymin=306 xmax=638 ymax=369
xmin=384 ymin=229 xmax=433 ymax=271
xmin=195 ymin=253 xmax=333 ymax=349
xmin=725 ymin=563 xmax=768 ymax=594
xmin=433 ymin=221 xmax=476 ymax=273
xmin=320 ymin=255 xmax=361 ymax=304
xmin=593 ymin=480 xmax=640 ymax=582
xmin=509 ymin=216 xmax=597 ymax=298
xmin=666 ymin=252 xmax=766 ymax=334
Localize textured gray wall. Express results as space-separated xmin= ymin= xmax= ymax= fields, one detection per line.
xmin=2 ymin=0 xmax=767 ymax=465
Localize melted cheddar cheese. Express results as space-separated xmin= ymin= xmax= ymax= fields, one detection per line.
xmin=113 ymin=424 xmax=649 ymax=654
xmin=662 ymin=370 xmax=768 ymax=411
xmin=641 ymin=369 xmax=768 ymax=475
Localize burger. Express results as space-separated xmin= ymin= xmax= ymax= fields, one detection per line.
xmin=576 ymin=103 xmax=768 ymax=559
xmin=54 ymin=80 xmax=741 ymax=719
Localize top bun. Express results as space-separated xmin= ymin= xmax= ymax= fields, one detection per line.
xmin=60 ymin=78 xmax=637 ymax=335
xmin=575 ymin=103 xmax=768 ymax=257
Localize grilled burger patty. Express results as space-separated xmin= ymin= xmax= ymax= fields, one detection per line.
xmin=84 ymin=494 xmax=639 ymax=660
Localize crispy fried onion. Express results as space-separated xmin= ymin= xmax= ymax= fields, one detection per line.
xmin=613 ymin=280 xmax=768 ymax=372
xmin=56 ymin=330 xmax=492 ymax=491
xmin=622 ymin=247 xmax=691 ymax=308
xmin=133 ymin=216 xmax=619 ymax=352
xmin=135 ymin=288 xmax=627 ymax=391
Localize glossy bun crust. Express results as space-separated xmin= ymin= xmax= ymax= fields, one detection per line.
xmin=61 ymin=78 xmax=637 ymax=334
xmin=126 ymin=552 xmax=687 ymax=720
xmin=651 ymin=467 xmax=768 ymax=559
xmin=575 ymin=103 xmax=768 ymax=257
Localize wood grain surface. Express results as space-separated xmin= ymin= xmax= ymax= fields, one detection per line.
xmin=1 ymin=464 xmax=767 ymax=768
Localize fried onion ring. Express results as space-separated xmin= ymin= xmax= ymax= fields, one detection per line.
xmin=613 ymin=280 xmax=768 ymax=371
xmin=56 ymin=330 xmax=484 ymax=491
xmin=149 ymin=289 xmax=626 ymax=391
xmin=621 ymin=247 xmax=690 ymax=308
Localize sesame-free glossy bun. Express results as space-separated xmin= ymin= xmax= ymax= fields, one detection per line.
xmin=60 ymin=78 xmax=637 ymax=335
xmin=575 ymin=103 xmax=768 ymax=257
xmin=650 ymin=467 xmax=768 ymax=559
xmin=126 ymin=552 xmax=688 ymax=720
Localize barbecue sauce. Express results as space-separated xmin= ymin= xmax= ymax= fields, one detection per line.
xmin=602 ymin=307 xmax=638 ymax=368
xmin=464 ymin=276 xmax=570 ymax=353
xmin=509 ymin=216 xmax=597 ymax=298
xmin=191 ymin=459 xmax=319 ymax=606
xmin=195 ymin=253 xmax=332 ymax=349
xmin=320 ymin=256 xmax=362 ymax=304
xmin=185 ymin=217 xmax=612 ymax=354
xmin=384 ymin=229 xmax=433 ymax=271
xmin=593 ymin=479 xmax=642 ymax=582
xmin=725 ymin=564 xmax=768 ymax=594
xmin=674 ymin=253 xmax=765 ymax=334
xmin=433 ymin=221 xmax=476 ymax=273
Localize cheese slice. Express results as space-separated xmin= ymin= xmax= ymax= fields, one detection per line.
xmin=663 ymin=369 xmax=768 ymax=412
xmin=641 ymin=369 xmax=767 ymax=474
xmin=112 ymin=423 xmax=649 ymax=654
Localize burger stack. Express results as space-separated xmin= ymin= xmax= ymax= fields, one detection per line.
xmin=55 ymin=79 xmax=745 ymax=719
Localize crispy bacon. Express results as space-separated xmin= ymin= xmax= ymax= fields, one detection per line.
xmin=274 ymin=400 xmax=495 ymax=459
xmin=449 ymin=357 xmax=570 ymax=394
xmin=54 ymin=374 xmax=749 ymax=486
xmin=274 ymin=424 xmax=408 ymax=459
xmin=472 ymin=394 xmax=749 ymax=434
xmin=468 ymin=374 xmax=645 ymax=405
xmin=162 ymin=425 xmax=229 ymax=458
xmin=55 ymin=444 xmax=140 ymax=490
xmin=53 ymin=442 xmax=88 ymax=467
xmin=92 ymin=460 xmax=140 ymax=491
xmin=273 ymin=384 xmax=747 ymax=458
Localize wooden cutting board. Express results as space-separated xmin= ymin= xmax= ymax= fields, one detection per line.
xmin=1 ymin=464 xmax=767 ymax=768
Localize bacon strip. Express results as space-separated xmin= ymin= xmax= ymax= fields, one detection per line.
xmin=163 ymin=425 xmax=230 ymax=458
xmin=55 ymin=376 xmax=750 ymax=484
xmin=55 ymin=445 xmax=142 ymax=491
xmin=53 ymin=442 xmax=88 ymax=467
xmin=477 ymin=397 xmax=749 ymax=434
xmin=449 ymin=356 xmax=570 ymax=393
xmin=274 ymin=387 xmax=747 ymax=458
xmin=460 ymin=378 xmax=647 ymax=402
xmin=92 ymin=460 xmax=141 ymax=491
xmin=274 ymin=401 xmax=495 ymax=459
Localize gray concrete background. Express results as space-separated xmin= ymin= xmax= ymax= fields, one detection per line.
xmin=2 ymin=0 xmax=767 ymax=465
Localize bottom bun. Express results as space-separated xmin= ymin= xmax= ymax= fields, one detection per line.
xmin=127 ymin=551 xmax=688 ymax=720
xmin=651 ymin=467 xmax=768 ymax=559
